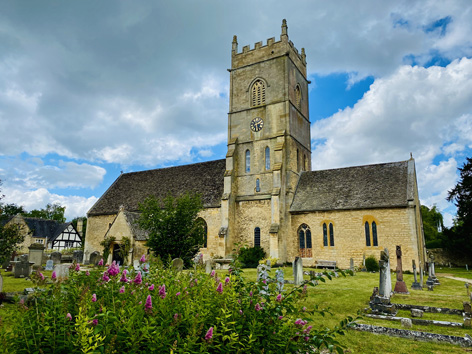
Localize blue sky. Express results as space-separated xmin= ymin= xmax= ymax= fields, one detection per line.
xmin=0 ymin=1 xmax=471 ymax=226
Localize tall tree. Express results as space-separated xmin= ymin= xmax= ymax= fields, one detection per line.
xmin=0 ymin=203 xmax=26 ymax=220
xmin=445 ymin=157 xmax=472 ymax=261
xmin=421 ymin=205 xmax=444 ymax=248
xmin=24 ymin=203 xmax=66 ymax=223
xmin=138 ymin=193 xmax=205 ymax=267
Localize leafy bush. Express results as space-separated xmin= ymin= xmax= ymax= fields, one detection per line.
xmin=1 ymin=258 xmax=352 ymax=353
xmin=365 ymin=255 xmax=379 ymax=272
xmin=238 ymin=246 xmax=266 ymax=268
xmin=426 ymin=239 xmax=443 ymax=249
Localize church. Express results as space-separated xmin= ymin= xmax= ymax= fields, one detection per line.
xmin=84 ymin=20 xmax=426 ymax=271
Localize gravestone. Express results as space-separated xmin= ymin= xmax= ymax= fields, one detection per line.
xmin=420 ymin=265 xmax=424 ymax=288
xmin=133 ymin=259 xmax=140 ymax=271
xmin=205 ymin=260 xmax=212 ymax=274
xmin=401 ymin=318 xmax=412 ymax=329
xmin=171 ymin=258 xmax=184 ymax=272
xmin=293 ymin=257 xmax=303 ymax=286
xmin=426 ymin=261 xmax=435 ymax=288
xmin=411 ymin=260 xmax=422 ymax=290
xmin=378 ymin=258 xmax=390 ymax=297
xmin=411 ymin=309 xmax=423 ymax=318
xmin=28 ymin=244 xmax=44 ymax=267
xmin=89 ymin=251 xmax=100 ymax=266
xmin=350 ymin=258 xmax=354 ymax=272
xmin=266 ymin=259 xmax=271 ymax=271
xmin=382 ymin=248 xmax=392 ymax=296
xmin=51 ymin=252 xmax=62 ymax=265
xmin=45 ymin=260 xmax=54 ymax=271
xmin=73 ymin=250 xmax=84 ymax=264
xmin=393 ymin=245 xmax=409 ymax=294
xmin=14 ymin=255 xmax=33 ymax=278
xmin=54 ymin=264 xmax=70 ymax=279
xmin=275 ymin=269 xmax=284 ymax=293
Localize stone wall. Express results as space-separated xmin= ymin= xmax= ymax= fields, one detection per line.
xmin=84 ymin=214 xmax=116 ymax=261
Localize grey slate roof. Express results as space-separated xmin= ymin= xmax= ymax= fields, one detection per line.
xmin=124 ymin=211 xmax=149 ymax=241
xmin=88 ymin=159 xmax=226 ymax=216
xmin=23 ymin=218 xmax=76 ymax=242
xmin=290 ymin=160 xmax=412 ymax=212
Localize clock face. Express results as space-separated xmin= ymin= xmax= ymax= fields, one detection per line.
xmin=250 ymin=117 xmax=264 ymax=132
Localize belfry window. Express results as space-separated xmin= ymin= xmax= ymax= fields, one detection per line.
xmin=251 ymin=79 xmax=266 ymax=107
xmin=196 ymin=218 xmax=208 ymax=248
xmin=265 ymin=146 xmax=270 ymax=170
xmin=256 ymin=178 xmax=261 ymax=192
xmin=254 ymin=227 xmax=261 ymax=247
xmin=365 ymin=220 xmax=379 ymax=247
xmin=298 ymin=224 xmax=312 ymax=257
xmin=245 ymin=150 xmax=250 ymax=173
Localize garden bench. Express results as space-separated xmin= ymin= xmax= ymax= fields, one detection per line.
xmin=315 ymin=260 xmax=337 ymax=270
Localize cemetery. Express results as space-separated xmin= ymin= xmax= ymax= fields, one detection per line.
xmin=0 ymin=246 xmax=471 ymax=353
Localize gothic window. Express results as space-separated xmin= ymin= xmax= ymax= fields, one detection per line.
xmin=322 ymin=223 xmax=328 ymax=247
xmin=196 ymin=218 xmax=208 ymax=248
xmin=329 ymin=223 xmax=335 ymax=246
xmin=251 ymin=79 xmax=266 ymax=106
xmin=365 ymin=221 xmax=371 ymax=246
xmin=265 ymin=146 xmax=270 ymax=170
xmin=245 ymin=149 xmax=250 ymax=173
xmin=256 ymin=178 xmax=261 ymax=192
xmin=295 ymin=84 xmax=301 ymax=109
xmin=372 ymin=221 xmax=378 ymax=247
xmin=323 ymin=222 xmax=334 ymax=247
xmin=298 ymin=224 xmax=312 ymax=257
xmin=254 ymin=227 xmax=261 ymax=247
xmin=365 ymin=219 xmax=379 ymax=247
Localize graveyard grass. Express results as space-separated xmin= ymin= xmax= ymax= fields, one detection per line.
xmin=0 ymin=266 xmax=471 ymax=353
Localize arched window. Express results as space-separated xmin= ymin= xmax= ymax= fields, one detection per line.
xmin=256 ymin=178 xmax=261 ymax=192
xmin=329 ymin=223 xmax=334 ymax=246
xmin=295 ymin=84 xmax=301 ymax=109
xmin=254 ymin=227 xmax=261 ymax=247
xmin=323 ymin=223 xmax=328 ymax=247
xmin=372 ymin=221 xmax=378 ymax=247
xmin=365 ymin=221 xmax=371 ymax=247
xmin=251 ymin=79 xmax=266 ymax=106
xmin=323 ymin=222 xmax=335 ymax=247
xmin=265 ymin=147 xmax=270 ymax=170
xmin=245 ymin=150 xmax=250 ymax=173
xmin=196 ymin=218 xmax=208 ymax=248
xmin=298 ymin=224 xmax=312 ymax=257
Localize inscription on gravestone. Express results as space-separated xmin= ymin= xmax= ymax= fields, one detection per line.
xmin=393 ymin=245 xmax=409 ymax=294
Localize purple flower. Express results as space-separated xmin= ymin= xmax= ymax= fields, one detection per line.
xmin=148 ymin=284 xmax=155 ymax=291
xmin=255 ymin=303 xmax=262 ymax=311
xmin=92 ymin=319 xmax=98 ymax=326
xmin=119 ymin=286 xmax=125 ymax=293
xmin=304 ymin=336 xmax=310 ymax=342
xmin=102 ymin=272 xmax=110 ymax=282
xmin=107 ymin=261 xmax=120 ymax=277
xmin=225 ymin=277 xmax=230 ymax=284
xmin=276 ymin=294 xmax=282 ymax=302
xmin=294 ymin=318 xmax=307 ymax=327
xmin=159 ymin=284 xmax=166 ymax=299
xmin=216 ymin=282 xmax=223 ymax=294
xmin=205 ymin=327 xmax=213 ymax=341
xmin=66 ymin=313 xmax=72 ymax=321
xmin=145 ymin=295 xmax=152 ymax=311
xmin=210 ymin=270 xmax=215 ymax=277
xmin=51 ymin=271 xmax=57 ymax=280
xmin=249 ymin=291 xmax=253 ymax=297
xmin=239 ymin=310 xmax=243 ymax=315
xmin=174 ymin=313 xmax=179 ymax=320
xmin=134 ymin=272 xmax=142 ymax=285
xmin=86 ymin=271 xmax=90 ymax=276
xmin=91 ymin=294 xmax=97 ymax=302
xmin=278 ymin=316 xmax=283 ymax=320
xmin=175 ymin=292 xmax=181 ymax=297
xmin=75 ymin=263 xmax=80 ymax=272
xmin=119 ymin=272 xmax=128 ymax=283
xmin=39 ymin=272 xmax=45 ymax=281
xmin=98 ymin=258 xmax=104 ymax=266
xmin=303 ymin=325 xmax=312 ymax=334
xmin=140 ymin=254 xmax=146 ymax=263
xmin=302 ymin=306 xmax=307 ymax=312
xmin=122 ymin=269 xmax=127 ymax=276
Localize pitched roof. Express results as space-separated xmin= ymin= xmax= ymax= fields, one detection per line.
xmin=22 ymin=218 xmax=75 ymax=241
xmin=290 ymin=160 xmax=413 ymax=212
xmin=124 ymin=211 xmax=148 ymax=241
xmin=88 ymin=159 xmax=226 ymax=216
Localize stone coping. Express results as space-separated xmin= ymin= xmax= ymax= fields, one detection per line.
xmin=365 ymin=314 xmax=463 ymax=327
xmin=394 ymin=303 xmax=463 ymax=316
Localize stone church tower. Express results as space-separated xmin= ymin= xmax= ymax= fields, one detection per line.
xmin=220 ymin=20 xmax=310 ymax=263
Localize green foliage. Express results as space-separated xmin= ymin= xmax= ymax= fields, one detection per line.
xmin=119 ymin=236 xmax=132 ymax=265
xmin=100 ymin=236 xmax=115 ymax=264
xmin=445 ymin=157 xmax=472 ymax=261
xmin=421 ymin=205 xmax=444 ymax=247
xmin=237 ymin=246 xmax=266 ymax=268
xmin=23 ymin=203 xmax=67 ymax=223
xmin=138 ymin=192 xmax=205 ymax=267
xmin=0 ymin=203 xmax=26 ymax=222
xmin=1 ymin=261 xmax=351 ymax=353
xmin=364 ymin=255 xmax=379 ymax=272
xmin=71 ymin=217 xmax=87 ymax=244
xmin=0 ymin=224 xmax=25 ymax=266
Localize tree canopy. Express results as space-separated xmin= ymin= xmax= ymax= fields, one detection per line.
xmin=421 ymin=205 xmax=444 ymax=248
xmin=23 ymin=203 xmax=66 ymax=223
xmin=138 ymin=193 xmax=205 ymax=267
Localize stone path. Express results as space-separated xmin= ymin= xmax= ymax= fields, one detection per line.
xmin=441 ymin=275 xmax=472 ymax=284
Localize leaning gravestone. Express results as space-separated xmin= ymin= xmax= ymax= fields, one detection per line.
xmin=378 ymin=253 xmax=390 ymax=297
xmin=411 ymin=260 xmax=422 ymax=290
xmin=51 ymin=252 xmax=62 ymax=265
xmin=393 ymin=245 xmax=409 ymax=294
xmin=293 ymin=257 xmax=303 ymax=286
xmin=54 ymin=264 xmax=69 ymax=279
xmin=171 ymin=258 xmax=184 ymax=272
xmin=14 ymin=255 xmax=33 ymax=278
xmin=45 ymin=260 xmax=54 ymax=271
xmin=205 ymin=260 xmax=212 ymax=274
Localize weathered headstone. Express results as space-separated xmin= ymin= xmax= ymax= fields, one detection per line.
xmin=89 ymin=251 xmax=100 ymax=266
xmin=378 ymin=258 xmax=390 ymax=297
xmin=420 ymin=265 xmax=424 ymax=288
xmin=45 ymin=260 xmax=54 ymax=271
xmin=51 ymin=252 xmax=62 ymax=265
xmin=426 ymin=261 xmax=435 ymax=288
xmin=171 ymin=258 xmax=184 ymax=272
xmin=73 ymin=250 xmax=84 ymax=264
xmin=133 ymin=259 xmax=140 ymax=271
xmin=350 ymin=258 xmax=354 ymax=272
xmin=411 ymin=309 xmax=423 ymax=318
xmin=401 ymin=318 xmax=412 ymax=328
xmin=28 ymin=244 xmax=44 ymax=267
xmin=14 ymin=255 xmax=33 ymax=278
xmin=383 ymin=248 xmax=392 ymax=296
xmin=275 ymin=269 xmax=284 ymax=293
xmin=393 ymin=245 xmax=409 ymax=294
xmin=205 ymin=260 xmax=212 ymax=274
xmin=293 ymin=257 xmax=303 ymax=286
xmin=411 ymin=260 xmax=422 ymax=290
xmin=54 ymin=264 xmax=70 ymax=279
xmin=429 ymin=253 xmax=440 ymax=285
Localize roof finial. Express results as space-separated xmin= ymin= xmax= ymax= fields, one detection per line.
xmin=281 ymin=19 xmax=288 ymax=39
xmin=410 ymin=152 xmax=413 ymax=159
xmin=232 ymin=35 xmax=238 ymax=52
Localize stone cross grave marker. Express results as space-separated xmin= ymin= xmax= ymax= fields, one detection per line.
xmin=275 ymin=268 xmax=284 ymax=293
xmin=426 ymin=261 xmax=435 ymax=288
xmin=172 ymin=258 xmax=184 ymax=272
xmin=45 ymin=260 xmax=54 ymax=271
xmin=51 ymin=252 xmax=62 ymax=265
xmin=14 ymin=255 xmax=33 ymax=278
xmin=411 ymin=260 xmax=422 ymax=290
xmin=293 ymin=257 xmax=304 ymax=286
xmin=393 ymin=245 xmax=409 ymax=294
xmin=205 ymin=260 xmax=212 ymax=274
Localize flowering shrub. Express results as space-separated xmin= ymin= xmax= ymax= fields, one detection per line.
xmin=1 ymin=260 xmax=353 ymax=353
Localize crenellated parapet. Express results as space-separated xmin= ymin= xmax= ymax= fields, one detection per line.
xmin=231 ymin=19 xmax=307 ymax=77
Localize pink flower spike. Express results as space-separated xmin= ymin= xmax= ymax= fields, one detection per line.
xmin=51 ymin=271 xmax=57 ymax=280
xmin=75 ymin=263 xmax=80 ymax=272
xmin=98 ymin=258 xmax=104 ymax=266
xmin=107 ymin=261 xmax=120 ymax=277
xmin=119 ymin=286 xmax=125 ymax=293
xmin=39 ymin=272 xmax=45 ymax=281
xmin=278 ymin=315 xmax=283 ymax=320
xmin=255 ymin=303 xmax=261 ymax=311
xmin=225 ymin=277 xmax=230 ymax=284
xmin=102 ymin=271 xmax=110 ymax=282
xmin=159 ymin=284 xmax=166 ymax=299
xmin=216 ymin=282 xmax=223 ymax=294
xmin=134 ymin=272 xmax=142 ymax=285
xmin=140 ymin=254 xmax=146 ymax=263
xmin=86 ymin=271 xmax=90 ymax=276
xmin=122 ymin=269 xmax=127 ymax=276
xmin=174 ymin=313 xmax=179 ymax=320
xmin=145 ymin=295 xmax=152 ymax=311
xmin=139 ymin=301 xmax=142 ymax=305
xmin=66 ymin=313 xmax=72 ymax=321
xmin=276 ymin=294 xmax=282 ymax=302
xmin=205 ymin=327 xmax=214 ymax=341
xmin=92 ymin=319 xmax=98 ymax=326
xmin=175 ymin=292 xmax=181 ymax=297
xmin=210 ymin=270 xmax=215 ymax=277
xmin=91 ymin=294 xmax=97 ymax=302
xmin=119 ymin=272 xmax=128 ymax=283
xmin=148 ymin=284 xmax=155 ymax=291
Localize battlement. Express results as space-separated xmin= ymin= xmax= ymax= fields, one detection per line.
xmin=231 ymin=19 xmax=307 ymax=76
